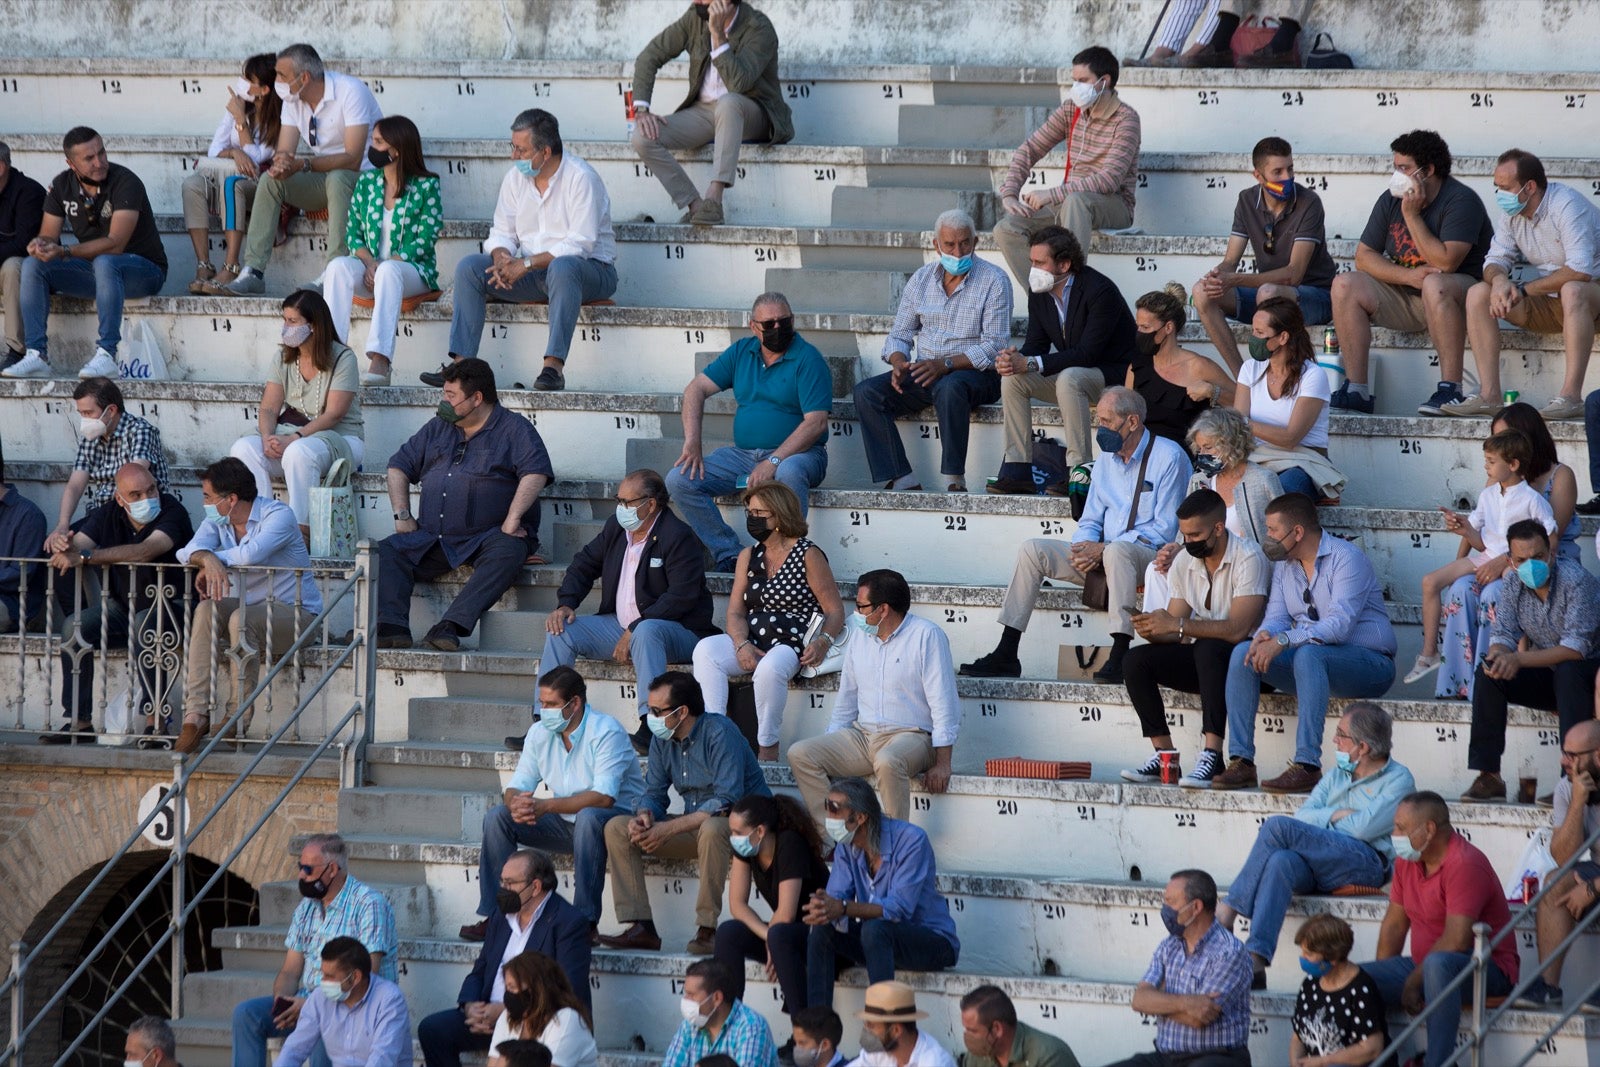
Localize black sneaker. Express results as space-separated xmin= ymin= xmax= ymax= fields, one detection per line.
xmin=1328 ymin=382 xmax=1375 ymax=414
xmin=958 ymin=650 xmax=1021 ymax=678
xmin=533 ymin=365 xmax=565 ymax=391
xmin=1416 ymin=380 xmax=1464 ymax=416
xmin=1180 ymin=749 xmax=1224 ymax=789
xmin=1514 ymin=977 xmax=1563 ymax=1010
xmin=419 ymin=362 xmax=455 ymax=388
xmin=1 ymin=347 xmax=23 ymax=371
xmin=1120 ymin=750 xmax=1177 ymax=784
xmin=1577 ymin=495 xmax=1600 ymax=517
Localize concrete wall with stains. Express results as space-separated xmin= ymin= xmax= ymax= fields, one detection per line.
xmin=4 ymin=0 xmax=1597 ymax=72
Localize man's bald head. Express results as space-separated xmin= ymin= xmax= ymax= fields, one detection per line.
xmin=1567 ymin=721 xmax=1600 ymax=751
xmin=115 ymin=463 xmax=156 ymax=497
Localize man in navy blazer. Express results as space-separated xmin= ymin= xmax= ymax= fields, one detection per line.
xmin=543 ymin=468 xmax=719 ymax=748
xmin=988 ymin=225 xmax=1137 ymax=490
xmin=417 ymin=850 xmax=591 ymax=1067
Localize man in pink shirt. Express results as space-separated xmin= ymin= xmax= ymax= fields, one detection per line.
xmin=1357 ymin=791 xmax=1516 ymax=1067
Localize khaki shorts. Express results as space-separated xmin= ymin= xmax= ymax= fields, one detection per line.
xmin=1513 ymin=286 xmax=1600 ymax=333
xmin=1370 ymin=279 xmax=1429 ymax=333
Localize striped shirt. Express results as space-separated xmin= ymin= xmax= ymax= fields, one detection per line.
xmin=72 ymin=411 xmax=171 ymax=511
xmin=881 ymin=258 xmax=1013 ymax=371
xmin=999 ymin=93 xmax=1141 ymax=214
xmin=284 ymin=875 xmax=398 ymax=994
xmin=1141 ymin=920 xmax=1253 ymax=1054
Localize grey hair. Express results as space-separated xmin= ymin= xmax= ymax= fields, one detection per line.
xmin=933 ymin=208 xmax=976 ymax=238
xmin=751 ymin=291 xmax=791 ymax=316
xmin=1171 ymin=868 xmax=1218 ymax=912
xmin=0 ymin=141 xmax=10 ymax=165
xmin=303 ymin=832 xmax=348 ymax=870
xmin=828 ymin=777 xmax=883 ymax=858
xmin=278 ymin=43 xmax=324 ymax=79
xmin=508 ymin=847 xmax=559 ymax=893
xmin=510 ymin=109 xmax=563 ymax=155
xmin=1101 ymin=385 xmax=1147 ymax=420
xmin=1342 ymin=701 xmax=1393 ymax=760
xmin=625 ymin=467 xmax=670 ymax=504
xmin=128 ymin=1016 xmax=176 ymax=1060
xmin=1187 ymin=406 xmax=1253 ymax=469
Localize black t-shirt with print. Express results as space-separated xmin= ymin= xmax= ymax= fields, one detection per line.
xmin=1293 ymin=968 xmax=1388 ymax=1055
xmin=45 ymin=162 xmax=168 ymax=270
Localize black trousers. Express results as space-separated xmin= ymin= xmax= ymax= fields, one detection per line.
xmin=1469 ymin=657 xmax=1600 ymax=773
xmin=1122 ymin=638 xmax=1239 ymax=740
xmin=714 ymin=918 xmax=809 ymax=1015
xmin=377 ymin=532 xmax=530 ymax=634
xmin=417 ymin=1007 xmax=491 ymax=1067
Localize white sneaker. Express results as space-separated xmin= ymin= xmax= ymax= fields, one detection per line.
xmin=78 ymin=348 xmax=120 ymax=379
xmin=1403 ymin=653 xmax=1442 ymax=685
xmin=2 ymin=349 xmax=51 ymax=378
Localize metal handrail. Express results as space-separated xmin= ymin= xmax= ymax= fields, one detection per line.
xmin=1372 ymin=815 xmax=1600 ymax=1066
xmin=2 ymin=543 xmax=378 ymax=1067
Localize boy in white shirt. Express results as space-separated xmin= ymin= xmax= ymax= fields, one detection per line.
xmin=1408 ymin=428 xmax=1556 ymax=683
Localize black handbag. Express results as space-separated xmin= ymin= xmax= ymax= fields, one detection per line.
xmin=1304 ymin=32 xmax=1354 ymax=69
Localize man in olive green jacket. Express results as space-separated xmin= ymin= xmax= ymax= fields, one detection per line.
xmin=630 ymin=0 xmax=793 ymax=227
xmin=958 ymin=986 xmax=1081 ymax=1067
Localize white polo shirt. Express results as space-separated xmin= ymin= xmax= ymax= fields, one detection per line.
xmin=281 ymin=70 xmax=383 ymax=165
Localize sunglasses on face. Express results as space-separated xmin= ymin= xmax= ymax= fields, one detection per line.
xmin=755 ymin=316 xmax=794 ymax=332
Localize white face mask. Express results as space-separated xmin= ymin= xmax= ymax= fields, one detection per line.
xmin=1387 ymin=169 xmax=1418 ymax=199
xmin=1068 ymin=78 xmax=1103 ymax=109
xmin=679 ymin=994 xmax=713 ymax=1030
xmin=1028 ymin=266 xmax=1060 ymax=294
xmin=80 ymin=415 xmax=108 ymax=440
xmin=275 ymin=77 xmax=298 ymax=103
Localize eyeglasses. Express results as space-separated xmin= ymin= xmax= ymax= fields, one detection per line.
xmin=453 ymin=441 xmax=468 ymax=464
xmin=854 ymin=602 xmax=874 ymax=612
xmin=616 ymin=494 xmax=649 ymax=508
xmin=298 ymin=861 xmax=329 ymax=875
xmin=308 ymin=115 xmax=319 ymax=147
xmin=1302 ymin=588 xmax=1320 ymax=622
xmin=1333 ymin=730 xmax=1353 ymax=743
xmin=755 ymin=316 xmax=794 ymax=332
xmin=1562 ymin=747 xmax=1599 ymax=759
xmin=824 ymin=800 xmax=847 ymax=814
xmin=747 ymin=509 xmax=773 ymax=518
xmin=498 ymin=879 xmax=529 ymax=890
xmin=645 ymin=704 xmax=678 ymax=717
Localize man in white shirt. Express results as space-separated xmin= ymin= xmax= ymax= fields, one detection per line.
xmin=852 ymin=981 xmax=956 ymax=1067
xmin=220 ymin=43 xmax=381 ymax=294
xmin=629 ymin=0 xmax=793 ymax=227
xmin=429 ymin=109 xmax=617 ymax=393
xmin=1450 ymin=148 xmax=1600 ymax=420
xmin=174 ymin=457 xmax=322 ymax=753
xmin=787 ymin=569 xmax=959 ymax=825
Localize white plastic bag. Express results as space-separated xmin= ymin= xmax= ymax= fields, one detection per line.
xmin=117 ymin=319 xmax=170 ymax=380
xmin=1503 ymin=825 xmax=1556 ymax=901
xmin=99 ymin=687 xmax=135 ymax=746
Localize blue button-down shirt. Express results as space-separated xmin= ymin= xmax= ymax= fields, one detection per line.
xmin=830 ymin=611 xmax=960 ymax=749
xmin=284 ymin=875 xmax=398 ymax=994
xmin=882 ymin=258 xmax=1013 ymax=371
xmin=1295 ymin=758 xmax=1416 ymax=861
xmin=1141 ymin=920 xmax=1252 ymax=1054
xmin=177 ymin=497 xmax=322 ymax=613
xmin=825 ymin=817 xmax=960 ymax=955
xmin=1260 ymin=532 xmax=1396 ymax=655
xmin=508 ymin=705 xmax=647 ymax=818
xmin=1490 ymin=558 xmax=1600 ymax=658
xmin=1074 ymin=430 xmax=1188 ymax=549
xmin=0 ymin=485 xmax=47 ymax=626
xmin=640 ymin=710 xmax=770 ymax=820
xmin=276 ymin=974 xmax=410 ymax=1067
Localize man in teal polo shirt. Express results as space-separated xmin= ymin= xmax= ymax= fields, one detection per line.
xmin=668 ymin=291 xmax=831 ymax=571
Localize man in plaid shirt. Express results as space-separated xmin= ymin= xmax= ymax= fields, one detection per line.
xmin=993 ymin=45 xmax=1141 ymax=287
xmin=1106 ymin=869 xmax=1253 ymax=1067
xmin=661 ymin=959 xmax=778 ymax=1067
xmin=43 ymin=376 xmax=170 ymax=553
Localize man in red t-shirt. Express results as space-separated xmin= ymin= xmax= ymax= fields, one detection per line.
xmin=1356 ymin=791 xmax=1516 ymax=1067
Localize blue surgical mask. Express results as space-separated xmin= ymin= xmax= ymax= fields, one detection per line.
xmin=203 ymin=503 xmax=227 ymax=526
xmin=1299 ymin=957 xmax=1333 ymax=979
xmin=824 ymin=817 xmax=853 ymax=844
xmin=1335 ymin=750 xmax=1357 ymax=773
xmin=939 ymin=253 xmax=973 ymax=276
xmin=1095 ymin=424 xmax=1126 ymax=454
xmin=1516 ymin=558 xmax=1550 ymax=589
xmin=730 ymin=833 xmax=758 ymax=858
xmin=616 ymin=503 xmax=644 ymax=531
xmin=538 ymin=704 xmax=569 ymax=731
xmin=1159 ymin=903 xmax=1187 ymax=938
xmin=850 ymin=609 xmax=878 ymax=636
xmin=1494 ymin=188 xmax=1525 ymax=216
xmin=646 ymin=708 xmax=677 ymax=740
xmin=1193 ymin=453 xmax=1225 ymax=478
xmin=514 ymin=159 xmax=535 ymax=177
xmin=1391 ymin=833 xmax=1422 ymax=863
xmin=126 ymin=497 xmax=161 ymax=525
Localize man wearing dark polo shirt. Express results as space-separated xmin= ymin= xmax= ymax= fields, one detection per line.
xmin=7 ymin=127 xmax=168 ymax=380
xmin=667 ymin=291 xmax=831 ymax=572
xmin=1192 ymin=137 xmax=1337 ymax=374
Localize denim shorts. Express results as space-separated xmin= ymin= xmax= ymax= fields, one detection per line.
xmin=1235 ymin=284 xmax=1334 ymax=326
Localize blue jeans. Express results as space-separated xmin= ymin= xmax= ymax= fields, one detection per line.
xmin=1225 ymin=641 xmax=1395 ymax=765
xmin=1359 ymin=954 xmax=1512 ymax=1067
xmin=541 ymin=613 xmax=700 ymax=717
xmin=478 ymin=803 xmax=626 ymax=923
xmin=1276 ymin=466 xmax=1316 ymax=499
xmin=665 ymin=444 xmax=828 ymax=568
xmin=447 ymin=252 xmax=617 ymax=361
xmin=1223 ymin=815 xmax=1387 ymax=963
xmin=806 ymin=920 xmax=957 ymax=1008
xmin=232 ymin=995 xmax=330 ymax=1067
xmin=852 ymin=367 xmax=1001 ymax=482
xmin=1236 ymin=284 xmax=1333 ymax=326
xmin=21 ymin=253 xmax=166 ymax=358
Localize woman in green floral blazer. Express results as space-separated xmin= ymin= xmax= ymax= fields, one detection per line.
xmin=317 ymin=114 xmax=443 ymax=385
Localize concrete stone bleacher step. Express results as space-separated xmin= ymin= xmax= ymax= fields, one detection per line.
xmin=897 ymin=104 xmax=1055 ymax=149
xmin=763 ymin=266 xmax=912 ymax=315
xmin=829 ymin=187 xmax=993 ymax=230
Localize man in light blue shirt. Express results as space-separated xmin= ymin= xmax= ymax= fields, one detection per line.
xmin=464 ymin=666 xmax=646 ymax=941
xmin=276 ymin=937 xmax=410 ymax=1067
xmin=963 ymin=387 xmax=1187 ymax=684
xmin=1217 ymin=492 xmax=1397 ymax=795
xmin=788 ymin=568 xmax=959 ymax=825
xmin=1215 ymin=702 xmax=1414 ymax=987
xmin=175 ymin=457 xmax=322 ymax=753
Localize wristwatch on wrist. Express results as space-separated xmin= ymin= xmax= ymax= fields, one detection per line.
xmin=79 ymin=548 xmax=93 ymax=564
xmin=1276 ymin=632 xmax=1290 ymax=647
xmin=768 ymin=455 xmax=781 ymax=467
xmin=1027 ymin=356 xmax=1043 ymax=374
xmin=522 ymin=256 xmax=532 ymax=270
xmin=943 ymin=357 xmax=955 ymax=370
xmin=394 ymin=510 xmax=413 ymax=522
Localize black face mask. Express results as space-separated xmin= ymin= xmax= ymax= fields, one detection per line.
xmin=503 ymin=991 xmax=530 ymax=1020
xmin=1134 ymin=329 xmax=1161 ymax=358
xmin=1183 ymin=535 xmax=1217 ymax=559
xmin=746 ymin=515 xmax=772 ymax=541
xmin=761 ymin=320 xmax=797 ymax=354
xmin=495 ymin=887 xmax=525 ymax=915
xmin=298 ymin=873 xmax=332 ymax=899
xmin=366 ymin=147 xmax=393 ymax=169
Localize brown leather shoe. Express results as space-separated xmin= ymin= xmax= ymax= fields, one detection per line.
xmin=1176 ymin=43 xmax=1235 ymax=68
xmin=174 ymin=722 xmax=207 ymax=755
xmin=597 ymin=922 xmax=662 ymax=951
xmin=1460 ymin=771 xmax=1507 ymax=803
xmin=459 ymin=918 xmax=489 ymax=942
xmin=686 ymin=926 xmax=717 ymax=955
xmin=1261 ymin=762 xmax=1322 ymax=795
xmin=1209 ymin=757 xmax=1257 ymax=791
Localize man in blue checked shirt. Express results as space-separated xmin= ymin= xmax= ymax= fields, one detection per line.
xmin=660 ymin=959 xmax=779 ymax=1067
xmin=1214 ymin=493 xmax=1397 ymax=795
xmin=852 ymin=207 xmax=1012 ymax=494
xmin=1105 ymin=869 xmax=1252 ymax=1067
xmin=276 ymin=937 xmax=410 ymax=1067
xmin=962 ymin=387 xmax=1187 ymax=685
